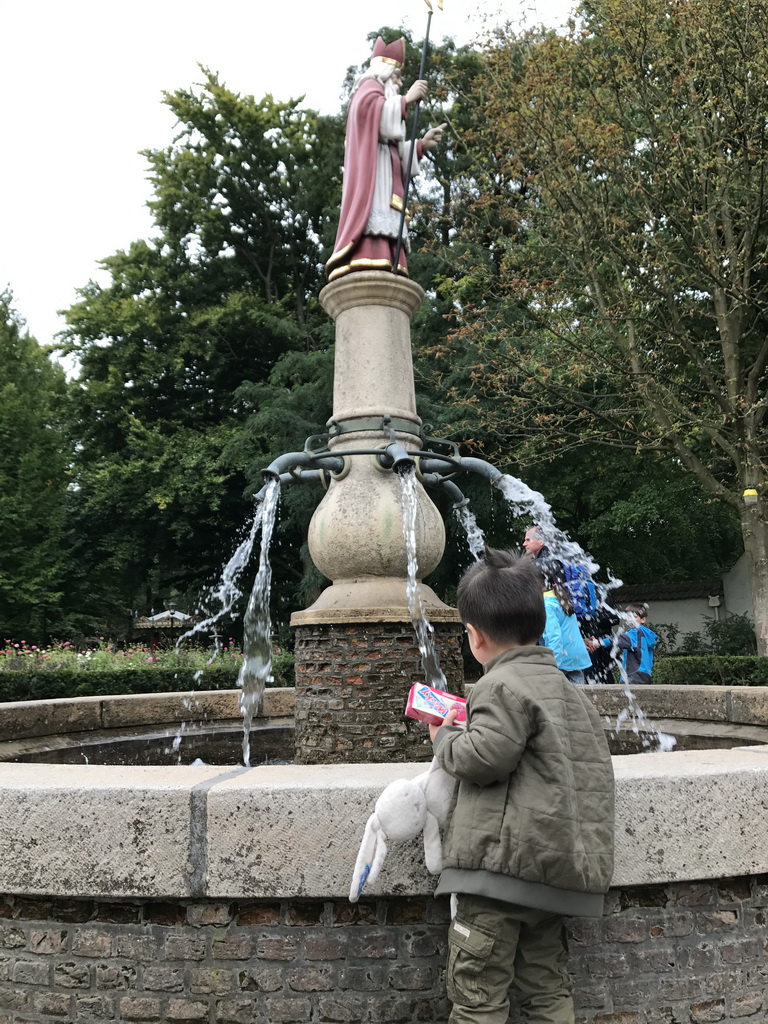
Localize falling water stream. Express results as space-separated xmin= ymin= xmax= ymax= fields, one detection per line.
xmin=167 ymin=500 xmax=269 ymax=765
xmin=494 ymin=473 xmax=675 ymax=751
xmin=178 ymin=500 xmax=266 ymax=649
xmin=399 ymin=469 xmax=448 ymax=691
xmin=237 ymin=477 xmax=281 ymax=767
xmin=495 ymin=474 xmax=600 ymax=572
xmin=455 ymin=505 xmax=486 ymax=561
xmin=171 ymin=479 xmax=281 ymax=767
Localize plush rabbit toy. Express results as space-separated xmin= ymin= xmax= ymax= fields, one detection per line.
xmin=349 ymin=758 xmax=457 ymax=902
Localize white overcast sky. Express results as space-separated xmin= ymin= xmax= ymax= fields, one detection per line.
xmin=0 ymin=0 xmax=573 ymax=348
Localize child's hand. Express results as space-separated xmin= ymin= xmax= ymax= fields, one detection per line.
xmin=429 ymin=708 xmax=459 ymax=741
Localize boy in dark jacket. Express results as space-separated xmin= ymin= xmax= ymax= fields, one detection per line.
xmin=430 ymin=548 xmax=615 ymax=1024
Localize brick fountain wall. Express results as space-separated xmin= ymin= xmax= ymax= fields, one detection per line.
xmin=293 ymin=622 xmax=464 ymax=765
xmin=0 ymin=696 xmax=768 ymax=1023
xmin=0 ymin=879 xmax=766 ymax=1023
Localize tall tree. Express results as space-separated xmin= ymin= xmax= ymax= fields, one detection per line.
xmin=0 ymin=294 xmax=70 ymax=641
xmin=443 ymin=0 xmax=768 ymax=649
xmin=60 ymin=72 xmax=343 ymax=627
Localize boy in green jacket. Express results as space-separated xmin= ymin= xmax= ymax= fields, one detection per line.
xmin=430 ymin=548 xmax=615 ymax=1024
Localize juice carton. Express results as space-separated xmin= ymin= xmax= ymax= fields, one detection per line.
xmin=405 ymin=683 xmax=467 ymax=727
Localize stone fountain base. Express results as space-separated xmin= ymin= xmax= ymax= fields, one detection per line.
xmin=0 ymin=743 xmax=767 ymax=1022
xmin=291 ymin=619 xmax=464 ymax=765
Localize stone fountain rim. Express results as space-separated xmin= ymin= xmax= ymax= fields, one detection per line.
xmin=4 ymin=684 xmax=768 ymax=744
xmin=0 ymin=685 xmax=767 ymax=901
xmin=0 ymin=748 xmax=767 ymax=900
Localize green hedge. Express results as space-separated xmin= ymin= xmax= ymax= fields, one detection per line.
xmin=0 ymin=667 xmax=238 ymax=702
xmin=0 ymin=652 xmax=296 ymax=703
xmin=653 ymin=655 xmax=768 ymax=686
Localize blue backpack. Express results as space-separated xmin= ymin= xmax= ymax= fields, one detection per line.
xmin=563 ymin=563 xmax=599 ymax=618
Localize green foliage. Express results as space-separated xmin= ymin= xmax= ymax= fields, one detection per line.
xmin=524 ymin=451 xmax=742 ymax=584
xmin=648 ymin=621 xmax=679 ymax=658
xmin=653 ymin=656 xmax=768 ymax=687
xmin=0 ymin=294 xmax=71 ymax=641
xmin=451 ymin=0 xmax=768 ymax=498
xmin=58 ymin=72 xmax=345 ymax=633
xmin=704 ymin=615 xmax=759 ymax=657
xmin=438 ymin=0 xmax=768 ymax=644
xmin=0 ymin=666 xmax=238 ymax=702
xmin=271 ymin=650 xmax=296 ymax=688
xmin=675 ymin=630 xmax=704 ymax=659
xmin=411 ymin=399 xmax=743 ymax=591
xmin=0 ymin=649 xmax=295 ymax=703
xmin=0 ymin=637 xmax=296 ymax=693
xmin=657 ymin=613 xmax=758 ymax=658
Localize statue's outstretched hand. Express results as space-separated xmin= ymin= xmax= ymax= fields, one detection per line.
xmin=405 ymin=79 xmax=429 ymax=105
xmin=422 ymin=122 xmax=447 ymax=151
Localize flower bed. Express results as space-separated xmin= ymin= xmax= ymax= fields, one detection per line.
xmin=0 ymin=640 xmax=295 ymax=700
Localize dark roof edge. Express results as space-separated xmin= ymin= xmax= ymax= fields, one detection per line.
xmin=614 ymin=581 xmax=723 ymax=601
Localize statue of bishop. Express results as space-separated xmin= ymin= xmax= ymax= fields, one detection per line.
xmin=326 ymin=36 xmax=445 ymax=281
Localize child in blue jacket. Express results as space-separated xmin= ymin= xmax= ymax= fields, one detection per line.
xmin=591 ymin=603 xmax=658 ymax=684
xmin=542 ymin=577 xmax=592 ymax=685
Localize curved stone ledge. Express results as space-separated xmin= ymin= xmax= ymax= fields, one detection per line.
xmin=0 ymin=687 xmax=294 ymax=744
xmin=4 ymin=685 xmax=767 ymax=746
xmin=591 ymin=683 xmax=768 ymax=728
xmin=1 ymin=748 xmax=767 ymax=901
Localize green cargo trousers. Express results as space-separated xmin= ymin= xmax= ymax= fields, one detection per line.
xmin=446 ymin=893 xmax=575 ymax=1024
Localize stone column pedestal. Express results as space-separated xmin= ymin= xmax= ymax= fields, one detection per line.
xmin=293 ymin=620 xmax=465 ymax=765
xmin=291 ymin=272 xmax=462 ymax=763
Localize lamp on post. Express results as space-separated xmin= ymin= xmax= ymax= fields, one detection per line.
xmin=167 ymin=601 xmax=177 ymax=647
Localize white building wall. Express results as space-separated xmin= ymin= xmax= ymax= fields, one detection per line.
xmin=722 ymin=554 xmax=754 ymax=619
xmin=646 ymin=598 xmax=717 ymax=639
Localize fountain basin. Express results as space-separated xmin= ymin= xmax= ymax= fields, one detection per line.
xmin=0 ymin=747 xmax=767 ymax=1022
xmin=2 ymin=685 xmax=766 ymax=765
xmin=5 ymin=721 xmax=294 ymax=766
xmin=588 ymin=683 xmax=768 ymax=752
xmin=0 ymin=747 xmax=767 ymax=898
xmin=0 ymin=687 xmax=767 ymax=1021
xmin=0 ymin=688 xmax=295 ymax=766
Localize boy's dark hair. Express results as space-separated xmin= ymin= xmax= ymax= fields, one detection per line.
xmin=625 ymin=603 xmax=648 ymax=619
xmin=457 ymin=546 xmax=546 ymax=646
